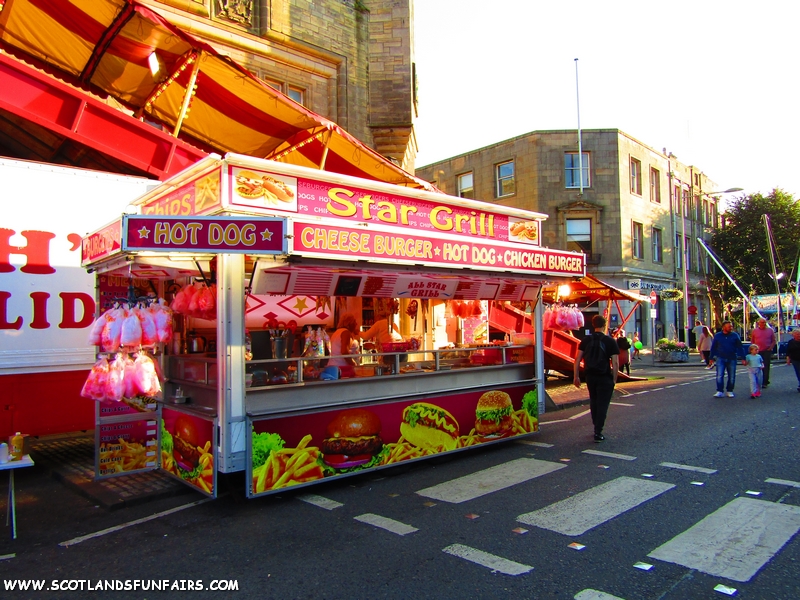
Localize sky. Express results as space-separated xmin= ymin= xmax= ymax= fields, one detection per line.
xmin=412 ymin=1 xmax=800 ymax=198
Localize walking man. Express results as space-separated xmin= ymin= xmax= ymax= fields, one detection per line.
xmin=709 ymin=320 xmax=746 ymax=398
xmin=749 ymin=318 xmax=776 ymax=388
xmin=692 ymin=319 xmax=705 ymax=353
xmin=574 ymin=315 xmax=619 ymax=442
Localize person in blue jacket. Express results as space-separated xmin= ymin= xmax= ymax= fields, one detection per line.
xmin=709 ymin=320 xmax=747 ymax=398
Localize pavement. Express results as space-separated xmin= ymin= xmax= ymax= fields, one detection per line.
xmin=5 ymin=350 xmax=711 ymax=518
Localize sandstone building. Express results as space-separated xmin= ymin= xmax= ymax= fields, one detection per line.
xmin=416 ymin=129 xmax=724 ymax=345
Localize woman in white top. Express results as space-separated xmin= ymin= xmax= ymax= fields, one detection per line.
xmin=327 ymin=313 xmax=360 ymax=367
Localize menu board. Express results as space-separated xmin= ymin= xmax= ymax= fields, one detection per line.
xmin=96 ymin=418 xmax=159 ymax=478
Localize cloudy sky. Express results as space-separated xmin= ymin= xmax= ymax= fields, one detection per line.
xmin=413 ymin=1 xmax=799 ymax=198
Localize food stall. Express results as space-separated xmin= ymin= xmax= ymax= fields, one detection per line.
xmin=80 ymin=154 xmax=586 ymax=498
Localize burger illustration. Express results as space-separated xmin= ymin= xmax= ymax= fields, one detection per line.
xmin=399 ymin=402 xmax=459 ymax=452
xmin=172 ymin=413 xmax=203 ymax=472
xmin=321 ymin=408 xmax=386 ymax=472
xmin=474 ymin=391 xmax=514 ymax=441
xmin=234 ymin=170 xmax=266 ymax=199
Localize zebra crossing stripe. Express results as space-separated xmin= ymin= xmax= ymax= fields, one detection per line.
xmin=443 ymin=544 xmax=532 ymax=575
xmin=354 ymin=513 xmax=418 ymax=536
xmin=765 ymin=478 xmax=800 ymax=488
xmin=574 ymin=590 xmax=626 ymax=600
xmin=416 ymin=458 xmax=567 ymax=504
xmin=297 ymin=493 xmax=343 ymax=510
xmin=660 ymin=461 xmax=717 ymax=474
xmin=517 ymin=476 xmax=675 ymax=536
xmin=648 ymin=497 xmax=800 ymax=582
xmin=582 ymin=449 xmax=637 ymax=461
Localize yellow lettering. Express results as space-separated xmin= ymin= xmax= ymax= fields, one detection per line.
xmin=430 ymin=206 xmax=453 ymax=231
xmin=327 ymin=188 xmax=357 ymax=217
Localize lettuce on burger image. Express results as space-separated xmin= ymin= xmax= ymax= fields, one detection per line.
xmin=474 ymin=391 xmax=514 ymax=441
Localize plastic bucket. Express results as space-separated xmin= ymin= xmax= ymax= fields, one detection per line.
xmin=271 ymin=336 xmax=287 ymax=359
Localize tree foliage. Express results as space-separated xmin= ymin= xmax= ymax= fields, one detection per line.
xmin=710 ymin=189 xmax=800 ymax=298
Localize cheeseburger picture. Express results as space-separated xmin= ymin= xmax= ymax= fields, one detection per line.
xmin=321 ymin=408 xmax=386 ymax=472
xmin=474 ymin=391 xmax=514 ymax=441
xmin=172 ymin=413 xmax=203 ymax=472
xmin=399 ymin=402 xmax=459 ymax=452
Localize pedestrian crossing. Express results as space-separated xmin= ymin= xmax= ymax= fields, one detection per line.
xmin=297 ymin=447 xmax=800 ymax=595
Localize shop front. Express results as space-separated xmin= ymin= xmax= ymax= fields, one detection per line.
xmin=80 ymin=154 xmax=586 ymax=498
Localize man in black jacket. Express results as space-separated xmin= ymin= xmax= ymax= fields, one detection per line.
xmin=573 ymin=315 xmax=619 ymax=442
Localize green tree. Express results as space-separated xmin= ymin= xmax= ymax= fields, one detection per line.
xmin=710 ymin=188 xmax=800 ymax=307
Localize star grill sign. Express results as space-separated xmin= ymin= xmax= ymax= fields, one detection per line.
xmin=121 ymin=215 xmax=286 ymax=254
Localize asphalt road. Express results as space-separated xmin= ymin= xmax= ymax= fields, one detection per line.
xmin=2 ymin=362 xmax=800 ymax=600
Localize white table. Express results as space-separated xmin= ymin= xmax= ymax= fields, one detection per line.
xmin=1 ymin=454 xmax=34 ymax=539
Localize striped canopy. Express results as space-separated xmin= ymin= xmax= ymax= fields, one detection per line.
xmin=0 ymin=0 xmax=434 ymax=189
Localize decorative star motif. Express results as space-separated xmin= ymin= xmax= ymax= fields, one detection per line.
xmin=260 ymin=228 xmax=273 ymax=242
xmin=293 ymin=297 xmax=308 ymax=311
xmin=434 ymin=246 xmax=441 ymax=256
xmin=138 ymin=226 xmax=151 ymax=239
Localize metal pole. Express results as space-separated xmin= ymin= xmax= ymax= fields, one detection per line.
xmin=763 ymin=214 xmax=782 ymax=358
xmin=697 ymin=238 xmax=765 ymax=320
xmin=680 ymin=187 xmax=689 ymax=341
xmin=574 ymin=58 xmax=583 ymax=196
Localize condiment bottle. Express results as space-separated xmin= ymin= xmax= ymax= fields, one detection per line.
xmin=10 ymin=432 xmax=24 ymax=460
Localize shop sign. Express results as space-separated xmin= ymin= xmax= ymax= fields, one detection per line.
xmin=138 ymin=163 xmax=538 ymax=245
xmin=291 ymin=221 xmax=585 ymax=277
xmin=121 ymin=215 xmax=286 ymax=254
xmin=628 ymin=279 xmax=670 ymax=291
xmin=81 ymin=219 xmax=122 ymax=265
xmin=393 ymin=275 xmax=457 ymax=299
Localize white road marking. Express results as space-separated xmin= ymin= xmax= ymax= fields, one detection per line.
xmin=648 ymin=497 xmax=800 ymax=582
xmin=574 ymin=589 xmax=626 ymax=600
xmin=443 ymin=544 xmax=532 ymax=575
xmin=354 ymin=513 xmax=418 ymax=536
xmin=417 ymin=458 xmax=567 ymax=504
xmin=0 ymin=554 xmax=15 ymax=561
xmin=517 ymin=476 xmax=675 ymax=536
xmin=660 ymin=462 xmax=717 ymax=474
xmin=766 ymin=478 xmax=800 ymax=488
xmin=540 ymin=419 xmax=570 ymax=425
xmin=516 ymin=440 xmax=554 ymax=448
xmin=582 ymin=449 xmax=637 ymax=461
xmin=59 ymin=498 xmax=214 ymax=547
xmin=297 ymin=493 xmax=343 ymax=510
xmin=569 ymin=409 xmax=591 ymax=420
xmin=610 ymin=402 xmax=634 ymax=406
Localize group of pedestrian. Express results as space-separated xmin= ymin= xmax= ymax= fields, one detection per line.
xmin=572 ymin=315 xmax=800 ymax=445
xmin=705 ymin=317 xmax=788 ymax=399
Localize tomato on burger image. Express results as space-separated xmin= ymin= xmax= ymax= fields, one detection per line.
xmin=172 ymin=413 xmax=203 ymax=472
xmin=474 ymin=390 xmax=514 ymax=441
xmin=320 ymin=408 xmax=387 ymax=474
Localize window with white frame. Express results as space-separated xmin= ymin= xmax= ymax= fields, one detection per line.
xmin=495 ymin=161 xmax=515 ymax=197
xmin=261 ymin=77 xmax=305 ymax=106
xmin=632 ymin=221 xmax=644 ymax=259
xmin=457 ymin=172 xmax=474 ymax=199
xmin=650 ymin=167 xmax=661 ymax=203
xmin=630 ymin=158 xmax=642 ymax=195
xmin=566 ymin=218 xmax=592 ymax=254
xmin=652 ymin=226 xmax=663 ymax=263
xmin=565 ymin=152 xmax=590 ymax=188
xmin=682 ymin=188 xmax=690 ymax=218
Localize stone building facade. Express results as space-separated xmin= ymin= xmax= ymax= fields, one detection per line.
xmin=415 ymin=129 xmax=722 ymax=346
xmin=146 ymin=0 xmax=418 ymax=170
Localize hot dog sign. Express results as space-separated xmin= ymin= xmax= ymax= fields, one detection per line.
xmin=121 ymin=216 xmax=287 ymax=254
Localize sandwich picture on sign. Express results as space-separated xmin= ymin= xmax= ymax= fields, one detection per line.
xmin=232 ymin=167 xmax=298 ymax=211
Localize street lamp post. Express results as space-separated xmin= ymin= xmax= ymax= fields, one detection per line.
xmin=684 ymin=187 xmax=742 ymax=334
